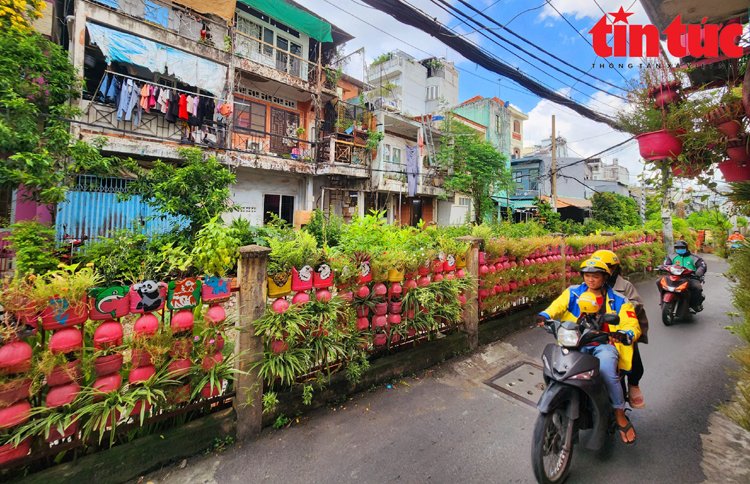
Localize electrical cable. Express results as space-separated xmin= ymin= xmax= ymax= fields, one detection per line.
xmin=450 ymin=0 xmax=627 ymax=93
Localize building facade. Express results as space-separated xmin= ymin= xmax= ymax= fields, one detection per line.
xmin=365 ymin=50 xmax=458 ymax=117
xmin=451 ymin=96 xmax=528 ymax=161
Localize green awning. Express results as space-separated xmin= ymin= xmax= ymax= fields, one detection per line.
xmin=239 ymin=0 xmax=333 ymax=43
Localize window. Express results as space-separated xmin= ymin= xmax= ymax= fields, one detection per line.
xmin=495 ymin=114 xmax=502 ymax=134
xmin=391 ymin=147 xmax=402 ymax=165
xmin=513 ymin=120 xmax=521 ymax=134
xmin=0 ymin=187 xmax=12 ymax=227
xmin=144 ymin=1 xmax=168 ymax=28
xmin=236 ymin=16 xmax=274 ymax=57
xmin=263 ymin=194 xmax=295 ymax=225
xmin=383 ymin=143 xmax=392 ymax=162
xmin=233 ymin=101 xmax=266 ymax=133
xmin=426 ymin=85 xmax=439 ymax=100
xmin=458 ymin=197 xmax=471 ymax=206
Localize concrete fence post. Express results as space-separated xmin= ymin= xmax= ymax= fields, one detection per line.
xmin=235 ymin=245 xmax=271 ymax=441
xmin=458 ymin=236 xmax=482 ymax=351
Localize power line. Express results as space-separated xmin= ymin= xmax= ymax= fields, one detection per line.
xmin=424 ymin=0 xmax=627 ymax=112
xmin=450 ymin=0 xmax=627 ymax=93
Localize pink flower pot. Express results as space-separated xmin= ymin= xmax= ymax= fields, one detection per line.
xmin=130 ymin=349 xmax=153 ymax=368
xmin=170 ymin=338 xmax=193 ymax=359
xmin=201 ymin=276 xmax=231 ymax=302
xmin=89 ymin=286 xmax=130 ymax=321
xmin=133 ymin=313 xmax=159 ymax=336
xmin=93 ymin=321 xmax=123 ymax=349
xmin=356 ymin=306 xmax=370 ymax=318
xmin=0 ymin=400 xmax=30 ymax=429
xmin=291 ymin=266 xmax=314 ymax=292
xmin=719 ymin=159 xmax=750 ymax=182
xmin=356 ymin=317 xmax=370 ymax=331
xmin=374 ymin=303 xmax=388 ymax=316
xmin=47 ymin=360 xmax=81 ymax=387
xmin=128 ymin=365 xmax=156 ymax=384
xmin=94 ymin=353 xmax=124 ymax=377
xmin=0 ymin=341 xmax=33 ymax=375
xmin=201 ymin=351 xmax=223 ymax=371
xmin=168 ymin=383 xmax=192 ymax=404
xmin=93 ymin=372 xmax=122 ymax=395
xmin=45 ymin=383 xmax=80 ymax=409
xmin=389 ymin=301 xmax=403 ymax=314
xmin=0 ymin=438 xmax=30 ymax=465
xmin=373 ymin=333 xmax=388 ymax=347
xmin=372 ymin=315 xmax=388 ymax=328
xmin=40 ymin=297 xmax=88 ymax=330
xmin=48 ymin=328 xmax=83 ymax=355
xmin=389 ymin=283 xmax=403 ymax=297
xmin=167 ymin=358 xmax=192 ymax=378
xmin=170 ymin=309 xmax=195 ymax=334
xmin=46 ymin=419 xmax=79 ymax=442
xmin=0 ymin=378 xmax=31 ymax=408
xmin=201 ymin=381 xmax=223 ymax=399
xmin=129 ymin=281 xmax=167 ymax=314
xmin=131 ymin=400 xmax=152 ymax=417
xmin=270 ymin=339 xmax=288 ymax=354
xmin=635 ymin=130 xmax=683 ymax=161
xmin=313 ymin=264 xmax=334 ymax=289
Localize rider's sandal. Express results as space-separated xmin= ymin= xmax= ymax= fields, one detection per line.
xmin=617 ymin=415 xmax=637 ymax=445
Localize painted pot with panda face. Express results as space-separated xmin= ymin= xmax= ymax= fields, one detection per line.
xmin=129 ymin=281 xmax=167 ymax=314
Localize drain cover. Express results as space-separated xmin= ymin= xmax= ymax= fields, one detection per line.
xmin=485 ymin=361 xmax=544 ymax=407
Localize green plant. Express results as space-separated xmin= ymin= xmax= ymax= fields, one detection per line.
xmin=262 ymin=391 xmax=279 ymax=414
xmin=267 ymin=229 xmax=320 ymax=275
xmin=303 ymin=209 xmax=343 ymax=248
xmin=370 ymin=52 xmax=393 ymax=67
xmin=6 ymin=221 xmax=59 ymax=277
xmin=365 ymin=130 xmax=384 ymax=151
xmin=345 ymin=354 xmax=370 ymax=385
xmin=273 ymin=414 xmax=291 ymax=429
xmin=192 ymin=217 xmax=241 ymax=277
xmin=31 ymin=262 xmax=102 ymax=310
xmin=191 ymin=350 xmax=247 ymax=401
xmin=302 ymin=384 xmax=314 ymax=406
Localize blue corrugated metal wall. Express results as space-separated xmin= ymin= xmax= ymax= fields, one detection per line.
xmin=56 ymin=176 xmax=186 ymax=243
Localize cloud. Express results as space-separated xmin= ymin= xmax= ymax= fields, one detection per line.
xmin=539 ymin=0 xmax=651 ymax=25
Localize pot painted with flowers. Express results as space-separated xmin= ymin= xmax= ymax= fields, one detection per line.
xmin=357 ymin=259 xmax=373 ymax=284
xmin=88 ymin=285 xmax=130 ymax=320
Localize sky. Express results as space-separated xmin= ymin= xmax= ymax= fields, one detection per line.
xmin=292 ymin=0 xmax=671 ymax=185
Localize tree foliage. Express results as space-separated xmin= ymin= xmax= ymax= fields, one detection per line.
xmin=436 ymin=117 xmax=511 ymax=222
xmin=0 ymin=0 xmax=45 ymax=34
xmin=591 ymin=192 xmax=641 ymax=228
xmin=123 ymin=148 xmax=237 ymax=237
xmin=0 ymin=29 xmax=118 ymax=204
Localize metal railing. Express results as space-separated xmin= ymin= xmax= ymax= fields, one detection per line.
xmin=231 ymin=128 xmax=315 ymax=161
xmin=234 ymin=30 xmax=313 ymax=82
xmin=318 ymin=136 xmax=370 ymax=166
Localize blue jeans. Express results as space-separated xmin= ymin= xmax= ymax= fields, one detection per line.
xmin=581 ymin=344 xmax=625 ymax=409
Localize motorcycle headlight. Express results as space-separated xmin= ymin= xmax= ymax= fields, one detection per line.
xmin=568 ymin=369 xmax=596 ymax=380
xmin=542 ymin=354 xmax=550 ymax=370
xmin=557 ymin=327 xmax=581 ymax=347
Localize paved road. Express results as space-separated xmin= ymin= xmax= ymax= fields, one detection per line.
xmin=143 ymin=254 xmax=739 ymax=484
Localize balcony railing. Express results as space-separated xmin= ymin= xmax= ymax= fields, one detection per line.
xmin=231 ymin=128 xmax=314 ymax=162
xmin=234 ymin=30 xmax=313 ymax=82
xmin=318 ymin=136 xmax=371 ymax=166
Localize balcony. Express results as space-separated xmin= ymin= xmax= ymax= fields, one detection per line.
xmin=367 ymin=55 xmax=404 ymax=82
xmin=234 ymin=30 xmax=313 ymax=83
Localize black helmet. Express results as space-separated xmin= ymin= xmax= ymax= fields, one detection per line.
xmin=674 ymin=240 xmax=688 ymax=249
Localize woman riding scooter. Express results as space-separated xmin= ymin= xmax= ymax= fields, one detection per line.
xmin=537 ymin=258 xmax=641 ymax=444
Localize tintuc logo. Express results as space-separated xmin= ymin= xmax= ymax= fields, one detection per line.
xmin=589 ymin=7 xmax=744 ymax=58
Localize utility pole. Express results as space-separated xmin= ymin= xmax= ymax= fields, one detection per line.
xmin=550 ymin=115 xmax=558 ymax=213
xmin=660 ymin=164 xmax=674 ymax=255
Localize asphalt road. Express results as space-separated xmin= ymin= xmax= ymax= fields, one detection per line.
xmin=144 ymin=254 xmax=739 ymax=484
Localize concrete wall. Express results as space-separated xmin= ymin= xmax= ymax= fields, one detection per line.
xmin=226 ymin=168 xmax=309 ymax=227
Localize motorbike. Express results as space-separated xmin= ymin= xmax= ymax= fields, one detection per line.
xmin=531 ymin=315 xmax=632 ymax=484
xmin=657 ymin=264 xmax=701 ymax=326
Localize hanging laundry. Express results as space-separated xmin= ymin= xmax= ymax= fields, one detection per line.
xmin=166 ymin=90 xmax=180 ymax=123
xmin=106 ymin=76 xmax=120 ymax=104
xmin=148 ymin=85 xmax=157 ymax=110
xmin=157 ymin=88 xmax=170 ymax=114
xmin=116 ymin=79 xmax=134 ymax=120
xmin=97 ymin=73 xmax=111 ymax=102
xmin=124 ymin=82 xmax=140 ymax=121
xmin=139 ymin=83 xmax=150 ymax=113
xmin=178 ymin=94 xmax=189 ymax=120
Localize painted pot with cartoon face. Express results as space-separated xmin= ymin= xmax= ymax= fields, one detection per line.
xmin=357 ymin=259 xmax=372 ymax=285
xmin=201 ymin=276 xmax=231 ymax=302
xmin=129 ymin=281 xmax=167 ymax=314
xmin=89 ymin=286 xmax=130 ymax=321
xmin=313 ymin=263 xmax=334 ymax=289
xmin=267 ymin=272 xmax=292 ymax=298
xmin=291 ymin=265 xmax=314 ymax=292
xmin=167 ymin=278 xmax=202 ymax=311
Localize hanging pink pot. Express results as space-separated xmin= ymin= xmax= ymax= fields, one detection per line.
xmin=201 ymin=276 xmax=231 ymax=302
xmin=40 ymin=297 xmax=88 ymax=330
xmin=443 ymin=256 xmax=457 ymax=272
xmin=167 ymin=358 xmax=192 ymax=378
xmin=128 ymin=365 xmax=156 ymax=384
xmin=201 ymin=381 xmax=223 ymax=399
xmin=718 ymin=159 xmax=750 ymax=182
xmin=456 ymin=269 xmax=466 ymax=278
xmin=47 ymin=360 xmax=82 ymax=387
xmin=356 ymin=317 xmax=370 ymax=331
xmin=404 ymin=279 xmax=418 ymax=291
xmin=47 ymin=419 xmax=79 ymax=442
xmin=417 ymin=263 xmax=430 ymax=277
xmin=94 ymin=353 xmax=124 ymax=377
xmin=48 ymin=328 xmax=83 ymax=355
xmin=0 ymin=378 xmax=31 ymax=408
xmin=635 ymin=130 xmax=683 ymax=161
xmin=0 ymin=400 xmax=30 ymax=429
xmin=170 ymin=309 xmax=195 ymax=334
xmin=373 ymin=333 xmax=388 ymax=347
xmin=130 ymin=349 xmax=153 ymax=368
xmin=291 ymin=266 xmax=314 ymax=292
xmin=131 ymin=400 xmax=152 ymax=417
xmin=270 ymin=339 xmax=288 ymax=354
xmin=46 ymin=382 xmax=80 ymax=408
xmin=316 ymin=289 xmax=332 ymax=302
xmin=389 ymin=301 xmax=403 ymax=314
xmin=0 ymin=341 xmax=32 ymax=375
xmin=478 ymin=252 xmax=487 ymax=265
xmin=648 ymin=81 xmax=680 ymax=108
xmin=357 ymin=259 xmax=373 ymax=284
xmin=372 ymin=315 xmax=388 ymax=329
xmin=671 ymin=163 xmax=703 ymax=178
xmin=433 ymin=273 xmax=444 ymax=282
xmin=89 ymin=286 xmax=130 ymax=321
xmin=291 ymin=292 xmax=310 ymax=305
xmin=201 ymin=351 xmax=223 ymax=371
xmin=356 ymin=306 xmax=370 ymax=318
xmin=271 ymin=298 xmax=289 ymax=314
xmin=389 ymin=283 xmax=403 ymax=297
xmin=133 ymin=313 xmax=159 ymax=336
xmin=313 ymin=264 xmax=334 ymax=289
xmin=93 ymin=321 xmax=123 ymax=349
xmin=168 ymin=383 xmax=192 ymax=405
xmin=0 ymin=438 xmax=30 ymax=465
xmin=374 ymin=303 xmax=388 ymax=316
xmin=417 ymin=276 xmax=431 ymax=287
xmin=372 ymin=283 xmax=388 ymax=298
xmin=726 ymin=140 xmax=750 ymax=164
xmin=356 ymin=285 xmax=371 ymax=299
xmin=717 ymin=119 xmax=742 ymax=138
xmin=432 ymin=260 xmax=444 ymax=274
xmin=171 ymin=338 xmax=193 ymax=359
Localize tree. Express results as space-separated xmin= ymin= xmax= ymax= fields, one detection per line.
xmin=0 ymin=28 xmax=117 ymax=206
xmin=591 ymin=192 xmax=641 ymax=228
xmin=0 ymin=0 xmax=45 ymax=34
xmin=123 ymin=148 xmax=237 ymax=237
xmin=436 ymin=117 xmax=511 ymax=222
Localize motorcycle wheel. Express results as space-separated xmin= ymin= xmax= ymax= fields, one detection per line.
xmin=531 ymin=410 xmax=573 ymax=484
xmin=662 ymin=301 xmax=675 ymax=326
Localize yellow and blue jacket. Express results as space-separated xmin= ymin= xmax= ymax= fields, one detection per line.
xmin=539 ymin=284 xmax=642 ymax=371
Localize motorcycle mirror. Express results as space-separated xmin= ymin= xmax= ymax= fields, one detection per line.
xmin=601 ymin=313 xmax=620 ymax=326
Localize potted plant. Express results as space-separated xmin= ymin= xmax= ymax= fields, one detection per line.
xmin=706 ymin=87 xmax=745 ymax=138
xmin=192 ymin=217 xmax=239 ymax=302
xmin=647 ymin=80 xmax=682 ymax=108
xmin=88 ymin=285 xmax=130 ymax=321
xmin=0 ymin=278 xmax=39 ymax=329
xmin=32 ymin=264 xmax=101 ymax=331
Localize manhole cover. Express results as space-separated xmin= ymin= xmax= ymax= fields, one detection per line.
xmin=485 ymin=361 xmax=544 ymax=407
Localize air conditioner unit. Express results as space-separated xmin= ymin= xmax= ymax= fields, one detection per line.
xmin=247 ymin=140 xmax=261 ymax=152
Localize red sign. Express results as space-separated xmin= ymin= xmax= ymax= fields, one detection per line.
xmin=589 ymin=7 xmax=744 ymax=58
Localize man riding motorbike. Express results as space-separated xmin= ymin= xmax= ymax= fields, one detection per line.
xmin=536 ymin=258 xmax=641 ymax=444
xmin=662 ymin=240 xmax=707 ymax=312
xmin=592 ymin=249 xmax=648 ymax=409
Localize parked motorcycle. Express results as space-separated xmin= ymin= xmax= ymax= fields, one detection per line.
xmin=657 ymin=264 xmax=700 ymax=326
xmin=531 ymin=315 xmax=632 ymax=484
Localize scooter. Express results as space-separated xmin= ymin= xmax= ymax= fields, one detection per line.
xmin=531 ymin=315 xmax=632 ymax=484
xmin=657 ymin=264 xmax=700 ymax=326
